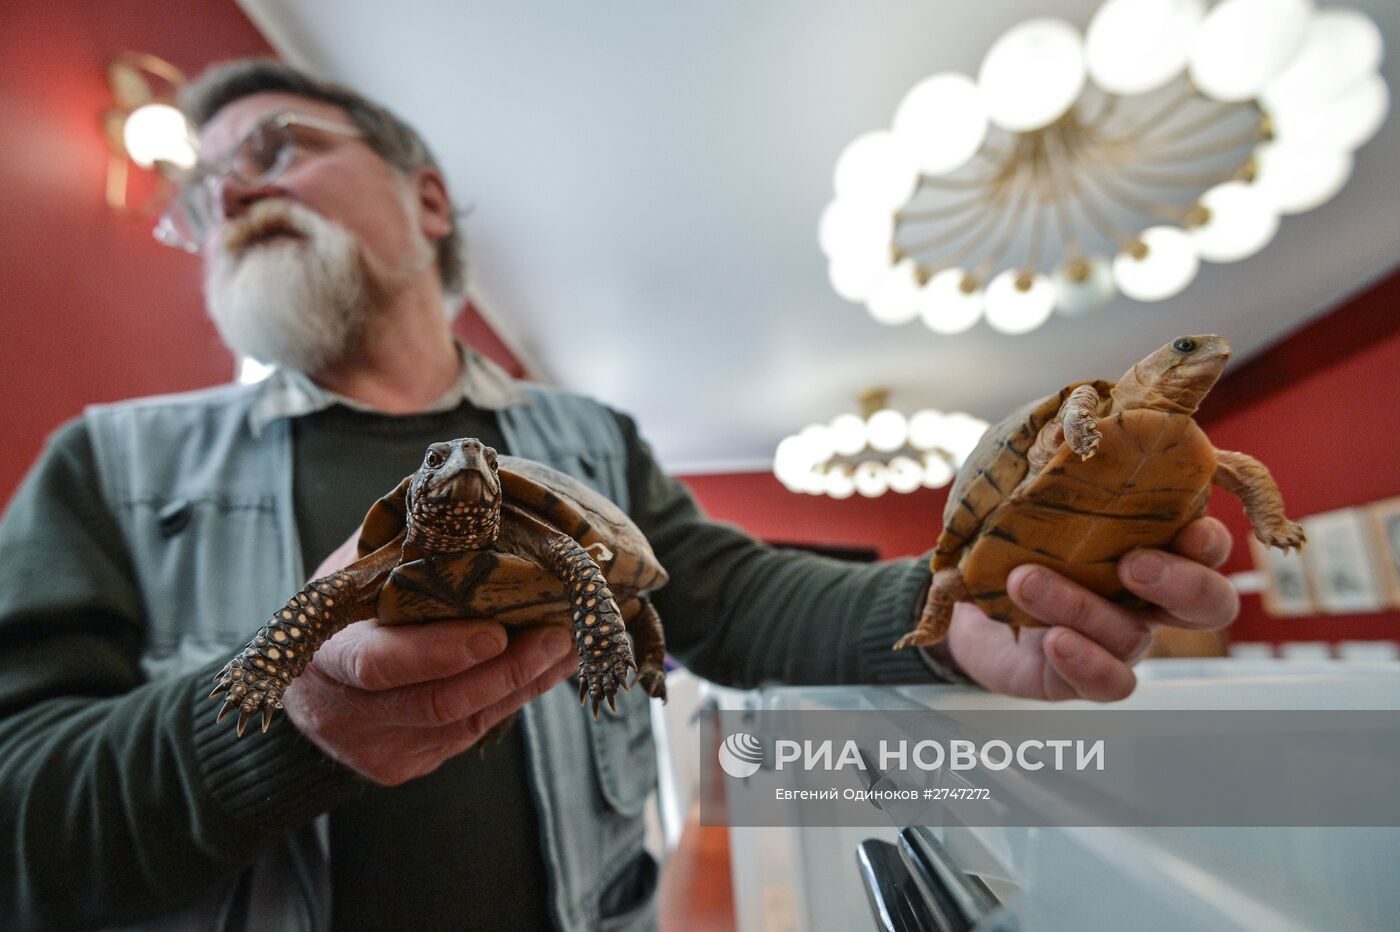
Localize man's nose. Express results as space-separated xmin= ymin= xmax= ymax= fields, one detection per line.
xmin=213 ymin=171 xmax=283 ymax=222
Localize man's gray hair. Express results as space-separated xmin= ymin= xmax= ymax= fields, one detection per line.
xmin=181 ymin=58 xmax=466 ymax=301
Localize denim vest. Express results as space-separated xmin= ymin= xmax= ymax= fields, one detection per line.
xmin=84 ymin=381 xmax=659 ymax=931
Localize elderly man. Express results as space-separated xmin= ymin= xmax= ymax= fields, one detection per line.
xmin=0 ymin=59 xmax=1238 ymax=930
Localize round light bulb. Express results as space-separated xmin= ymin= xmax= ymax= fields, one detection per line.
xmin=1191 ymin=181 xmax=1280 ymax=263
xmin=853 ymin=461 xmax=890 ymax=498
xmin=827 ymin=250 xmax=895 ymax=304
xmin=921 ymin=452 xmax=955 ymax=489
xmin=830 ymin=413 xmax=867 ymax=456
xmin=907 ymin=409 xmax=946 ymax=451
xmin=833 ymin=131 xmax=920 ymax=212
xmin=824 ymin=465 xmax=856 ymax=499
xmin=1262 ymin=9 xmax=1384 ymax=115
xmin=773 ymin=435 xmax=815 ymax=486
xmin=866 ymin=258 xmax=922 ymax=326
xmin=1268 ymin=73 xmax=1389 ymax=153
xmin=798 ymin=423 xmax=836 ymax=465
xmin=866 ymin=409 xmax=909 ymax=453
xmin=123 ymin=103 xmax=197 ymax=170
xmin=979 ymin=18 xmax=1087 ymax=132
xmin=888 ymin=456 xmax=924 ymax=494
xmin=1251 ymin=141 xmax=1353 ymax=214
xmin=940 ymin=413 xmax=990 ymax=465
xmin=917 ymin=268 xmax=984 ymax=334
xmin=1188 ymin=0 xmax=1311 ymax=102
xmin=1086 ymin=0 xmax=1204 ymax=96
xmin=1112 ymin=226 xmax=1199 ymax=301
xmin=892 ymin=73 xmax=989 ymax=176
xmin=1053 ymin=257 xmax=1116 ymax=316
xmin=797 ymin=466 xmax=828 ymax=495
xmin=984 ymin=270 xmax=1056 ymax=335
xmin=818 ymin=199 xmax=894 ymax=260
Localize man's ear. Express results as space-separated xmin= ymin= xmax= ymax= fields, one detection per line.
xmin=413 ymin=167 xmax=453 ymax=241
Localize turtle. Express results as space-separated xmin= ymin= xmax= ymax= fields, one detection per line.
xmin=895 ymin=334 xmax=1306 ymax=649
xmin=212 ymin=437 xmax=669 ymax=735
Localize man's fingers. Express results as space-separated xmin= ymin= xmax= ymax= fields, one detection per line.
xmin=314 ymin=618 xmax=509 ymax=690
xmin=1118 ymin=549 xmax=1240 ymax=630
xmin=1170 ymin=516 xmax=1233 ymax=568
xmin=1007 ymin=565 xmax=1152 ymax=662
xmin=371 ymin=625 xmax=574 ymax=727
xmin=438 ymin=654 xmax=579 ymax=756
xmin=1043 ymin=628 xmax=1137 ymax=702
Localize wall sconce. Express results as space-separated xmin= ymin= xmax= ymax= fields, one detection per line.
xmin=103 ymin=52 xmax=197 ymax=212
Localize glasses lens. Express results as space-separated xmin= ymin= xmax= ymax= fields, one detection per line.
xmin=154 ymin=183 xmax=212 ymax=253
xmin=230 ymin=121 xmax=292 ymax=186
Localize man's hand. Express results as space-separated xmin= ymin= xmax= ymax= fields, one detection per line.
xmin=936 ymin=517 xmax=1238 ymax=702
xmin=280 ymin=533 xmax=576 ymax=785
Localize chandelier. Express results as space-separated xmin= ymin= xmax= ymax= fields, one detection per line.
xmin=820 ymin=0 xmax=1388 ymax=335
xmin=773 ymin=390 xmax=990 ymax=498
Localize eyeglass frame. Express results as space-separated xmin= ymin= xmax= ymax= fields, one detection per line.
xmin=153 ymin=111 xmax=364 ymax=254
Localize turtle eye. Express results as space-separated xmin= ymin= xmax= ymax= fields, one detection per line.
xmin=485 ymin=449 xmax=498 ymax=469
xmin=1172 ymin=337 xmax=1198 ymax=354
xmin=424 ymin=450 xmax=444 ymax=469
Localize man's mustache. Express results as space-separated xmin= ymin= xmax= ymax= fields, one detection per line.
xmin=219 ymin=202 xmax=314 ymax=258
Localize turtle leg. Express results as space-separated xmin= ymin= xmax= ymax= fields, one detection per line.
xmin=500 ymin=512 xmax=636 ymax=716
xmin=622 ymin=596 xmax=668 ymax=701
xmin=1059 ymin=383 xmax=1103 ymax=460
xmin=1213 ymin=450 xmax=1306 ymax=552
xmin=210 ymin=543 xmax=399 ymax=736
xmin=894 ymin=567 xmax=968 ymax=650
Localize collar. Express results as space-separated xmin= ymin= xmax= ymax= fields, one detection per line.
xmin=247 ymin=340 xmax=529 ymax=437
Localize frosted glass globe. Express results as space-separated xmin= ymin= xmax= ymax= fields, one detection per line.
xmin=866 ymin=258 xmax=923 ymax=326
xmin=1086 ymin=0 xmax=1204 ymax=96
xmin=940 ymin=413 xmax=990 ymax=464
xmin=1053 ymin=257 xmax=1116 ymax=316
xmin=798 ymin=424 xmax=836 ymax=465
xmin=1191 ymin=181 xmax=1280 ymax=263
xmin=1113 ymin=226 xmax=1199 ymax=301
xmin=772 ymin=436 xmax=812 ymax=488
xmin=123 ymin=103 xmax=197 ymax=169
xmin=1268 ymin=73 xmax=1388 ymax=153
xmin=853 ymin=461 xmax=890 ymax=498
xmin=866 ymin=409 xmax=909 ymax=453
xmin=829 ymin=413 xmax=867 ymax=456
xmin=798 ymin=467 xmax=827 ymax=495
xmin=1251 ymin=141 xmax=1353 ymax=214
xmin=917 ymin=268 xmax=984 ymax=334
xmin=921 ymin=453 xmax=955 ymax=489
xmin=818 ymin=199 xmax=894 ymax=260
xmin=892 ymin=73 xmax=988 ymax=176
xmin=908 ymin=409 xmax=946 ymax=451
xmin=984 ymin=270 xmax=1056 ymax=335
xmin=827 ymin=249 xmax=894 ymax=304
xmin=979 ymin=18 xmax=1087 ymax=132
xmin=1188 ymin=0 xmax=1311 ymax=102
xmin=833 ymin=131 xmax=920 ymax=212
xmin=888 ymin=456 xmax=924 ymax=494
xmin=1262 ymin=9 xmax=1383 ymax=114
xmin=824 ymin=466 xmax=856 ymax=499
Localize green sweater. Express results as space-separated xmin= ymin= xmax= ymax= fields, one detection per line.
xmin=0 ymin=399 xmax=935 ymax=930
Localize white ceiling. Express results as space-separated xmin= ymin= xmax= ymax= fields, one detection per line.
xmin=238 ymin=0 xmax=1399 ymax=473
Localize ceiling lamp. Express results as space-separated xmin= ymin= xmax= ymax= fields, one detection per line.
xmin=103 ymin=52 xmax=197 ymax=212
xmin=820 ymin=0 xmax=1387 ymax=335
xmin=773 ymin=389 xmax=989 ymax=499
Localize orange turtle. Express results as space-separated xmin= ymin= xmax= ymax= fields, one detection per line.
xmin=896 ymin=335 xmax=1304 ymax=648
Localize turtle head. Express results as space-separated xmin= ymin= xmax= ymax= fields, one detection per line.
xmin=405 ymin=438 xmax=503 ymax=552
xmin=1117 ymin=334 xmax=1232 ymax=414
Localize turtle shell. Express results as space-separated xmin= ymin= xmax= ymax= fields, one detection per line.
xmin=933 ymin=381 xmax=1112 ymax=571
xmin=958 ymin=406 xmax=1216 ymax=629
xmin=355 ymin=455 xmax=667 ymax=627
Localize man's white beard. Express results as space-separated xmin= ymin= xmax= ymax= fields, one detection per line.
xmin=203 ymin=200 xmax=376 ymax=375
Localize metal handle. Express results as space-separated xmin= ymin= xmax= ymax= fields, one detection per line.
xmin=856 ymin=839 xmax=946 ymax=932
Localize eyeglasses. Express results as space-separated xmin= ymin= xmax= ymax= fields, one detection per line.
xmin=154 ymin=112 xmax=363 ymax=254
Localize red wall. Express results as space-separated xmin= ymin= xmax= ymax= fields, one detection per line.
xmin=0 ymin=2 xmax=524 ymax=506
xmin=682 ymin=268 xmax=1400 ymax=646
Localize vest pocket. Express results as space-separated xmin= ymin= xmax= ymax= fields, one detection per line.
xmin=586 ymin=682 xmax=658 ymax=815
